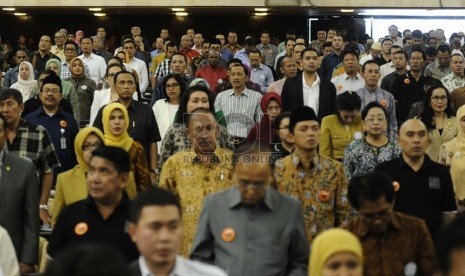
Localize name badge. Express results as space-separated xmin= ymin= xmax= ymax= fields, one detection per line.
xmin=60 ymin=138 xmax=67 ymax=149
xmin=429 ymin=177 xmax=440 ymax=190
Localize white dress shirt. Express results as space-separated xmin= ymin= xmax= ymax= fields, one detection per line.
xmin=90 ymin=87 xmax=112 ymax=125
xmin=0 ymin=226 xmax=19 ymax=276
xmin=78 ymin=53 xmax=107 ymax=83
xmin=302 ymin=73 xmax=320 ymax=115
xmin=128 ymin=57 xmax=149 ymax=93
xmin=138 ymin=255 xmax=227 ymax=276
xmin=331 ymin=72 xmax=365 ymax=95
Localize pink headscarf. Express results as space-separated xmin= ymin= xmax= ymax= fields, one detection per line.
xmin=75 ymin=30 xmax=84 ymax=45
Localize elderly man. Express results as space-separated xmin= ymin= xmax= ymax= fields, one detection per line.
xmin=51 ymin=31 xmax=66 ymax=61
xmin=441 ymin=53 xmax=465 ymax=92
xmin=268 ymin=56 xmax=297 ymax=95
xmin=48 ymin=146 xmax=139 ymax=262
xmin=424 ymin=44 xmax=452 ymax=80
xmin=359 ymin=41 xmax=382 ymax=66
xmin=248 ymin=49 xmax=274 ymax=93
xmin=128 ymin=188 xmax=227 ymax=276
xmin=191 ymin=142 xmax=308 ymax=276
xmin=275 ymin=106 xmax=351 ymax=243
xmin=387 ymin=25 xmax=403 ymax=47
xmin=0 ymin=114 xmax=39 ymax=275
xmin=160 ymin=108 xmax=233 ymax=256
xmin=310 ymin=30 xmax=327 ymax=54
xmin=376 ymin=119 xmax=457 ymax=238
xmin=345 ymin=172 xmax=438 ymax=275
xmin=30 ymin=35 xmax=60 ymax=72
xmin=195 ymin=50 xmax=228 ymax=90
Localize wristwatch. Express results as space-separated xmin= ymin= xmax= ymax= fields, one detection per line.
xmin=39 ymin=204 xmax=48 ymax=210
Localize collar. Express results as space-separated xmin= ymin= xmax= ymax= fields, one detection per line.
xmin=228 ymin=87 xmax=248 ymax=96
xmin=343 ymin=72 xmax=361 ymax=80
xmin=117 ymin=99 xmax=135 ymax=110
xmin=353 ymin=212 xmax=402 ymax=238
xmin=302 ymin=73 xmax=320 ymax=88
xmin=400 ymin=154 xmax=432 ymax=171
xmin=363 ymin=86 xmax=380 ymax=93
xmin=291 ymin=152 xmax=321 ymax=171
xmin=36 ymin=106 xmax=64 ymax=117
xmin=228 ymin=186 xmax=274 ymax=211
xmin=252 ymin=64 xmax=265 ymax=71
xmin=191 ymin=147 xmax=223 ymax=164
xmin=138 ymin=256 xmax=154 ymax=276
xmin=84 ymin=191 xmax=130 ymax=210
xmin=260 ymin=43 xmax=271 ymax=48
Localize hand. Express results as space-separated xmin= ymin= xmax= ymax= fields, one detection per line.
xmin=19 ymin=263 xmax=35 ymax=274
xmin=40 ymin=208 xmax=52 ymax=225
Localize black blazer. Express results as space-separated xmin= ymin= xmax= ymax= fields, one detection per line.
xmin=281 ymin=73 xmax=337 ymax=122
xmin=128 ymin=260 xmax=142 ymax=276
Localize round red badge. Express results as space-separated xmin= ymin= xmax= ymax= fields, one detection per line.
xmin=318 ymin=190 xmax=330 ymax=202
xmin=381 ymin=99 xmax=387 ymax=108
xmin=404 ymin=79 xmax=410 ymax=84
xmin=74 ymin=222 xmax=88 ymax=236
xmin=60 ymin=120 xmax=67 ymax=128
xmin=221 ymin=227 xmax=236 ymax=243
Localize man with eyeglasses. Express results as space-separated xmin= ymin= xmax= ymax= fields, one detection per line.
xmin=275 ymin=106 xmax=351 ymax=243
xmin=51 ymin=31 xmax=66 ymax=62
xmin=356 ymin=60 xmax=398 ymax=140
xmin=61 ymin=40 xmax=90 ymax=79
xmin=345 ymin=172 xmax=438 ymax=275
xmin=24 ymin=74 xmax=79 ymax=198
xmin=376 ymin=119 xmax=457 ymax=239
xmin=0 ymin=88 xmax=59 ymax=225
xmin=191 ymin=142 xmax=308 ymax=276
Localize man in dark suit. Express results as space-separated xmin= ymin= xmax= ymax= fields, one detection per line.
xmin=0 ymin=114 xmax=39 ymax=274
xmin=281 ymin=47 xmax=337 ymax=122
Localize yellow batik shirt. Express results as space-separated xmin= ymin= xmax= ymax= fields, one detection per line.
xmin=159 ymin=147 xmax=234 ymax=257
xmin=275 ymin=153 xmax=351 ymax=243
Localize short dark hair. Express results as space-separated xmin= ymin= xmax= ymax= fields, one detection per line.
xmin=425 ymin=46 xmax=437 ymax=57
xmin=403 ymin=36 xmax=412 ymax=44
xmin=341 ymin=48 xmax=359 ymax=61
xmin=323 ymin=42 xmax=333 ymax=48
xmin=120 ymin=34 xmax=132 ymax=45
xmin=412 ymin=29 xmax=423 ymax=38
xmin=123 ymin=39 xmax=135 ymax=48
xmin=285 ymin=37 xmax=296 ymax=45
xmin=166 ymin=41 xmax=178 ymax=49
xmin=337 ymin=91 xmax=361 ymax=112
xmin=389 ymin=45 xmax=402 ymax=54
xmin=248 ymin=48 xmax=261 ymax=56
xmin=261 ymin=29 xmax=271 ymax=37
xmin=162 ymin=73 xmax=186 ymax=102
xmin=361 ymin=101 xmax=389 ymax=123
xmin=91 ymin=146 xmax=130 ymax=174
xmin=184 ymin=107 xmax=216 ymax=127
xmin=229 ymin=63 xmax=249 ymax=76
xmin=14 ymin=49 xmax=28 ymax=57
xmin=410 ymin=48 xmax=426 ymax=60
xmin=348 ymin=171 xmax=395 ymax=210
xmin=129 ymin=187 xmax=182 ymax=223
xmin=437 ymin=44 xmax=452 ymax=54
xmin=170 ymin=53 xmax=187 ymax=64
xmin=227 ymin=58 xmax=243 ymax=68
xmin=393 ymin=50 xmax=408 ymax=60
xmin=176 ymin=85 xmax=215 ymax=125
xmin=436 ymin=215 xmax=465 ymax=274
xmin=44 ymin=244 xmax=130 ymax=276
xmin=300 ymin=47 xmax=319 ymax=60
xmin=107 ymin=56 xmax=123 ymax=66
xmin=80 ymin=36 xmax=93 ymax=44
xmin=275 ymin=111 xmax=291 ymax=131
xmin=64 ymin=40 xmax=78 ymax=50
xmin=381 ymin=38 xmax=393 ymax=45
xmin=362 ymin=60 xmax=379 ymax=73
xmin=114 ymin=70 xmax=136 ymax=84
xmin=0 ymin=88 xmax=23 ymax=104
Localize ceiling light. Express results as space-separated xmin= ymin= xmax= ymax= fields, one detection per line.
xmin=2 ymin=8 xmax=15 ymax=11
xmin=89 ymin=8 xmax=102 ymax=11
xmin=175 ymin=12 xmax=188 ymax=16
xmin=254 ymin=12 xmax=268 ymax=16
xmin=358 ymin=9 xmax=465 ymax=17
xmin=172 ymin=8 xmax=185 ymax=12
xmin=14 ymin=13 xmax=27 ymax=16
xmin=255 ymin=8 xmax=268 ymax=12
xmin=94 ymin=13 xmax=106 ymax=16
xmin=341 ymin=9 xmax=354 ymax=12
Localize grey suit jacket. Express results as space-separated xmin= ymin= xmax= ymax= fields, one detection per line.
xmin=0 ymin=151 xmax=39 ymax=264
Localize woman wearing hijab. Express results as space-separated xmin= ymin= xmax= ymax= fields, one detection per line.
xmin=74 ymin=30 xmax=84 ymax=46
xmin=10 ymin=61 xmax=37 ymax=101
xmin=309 ymin=228 xmax=363 ymax=276
xmin=439 ymin=105 xmax=465 ymax=213
xmin=102 ymin=102 xmax=151 ymax=192
xmin=247 ymin=92 xmax=282 ymax=145
xmin=45 ymin=58 xmax=81 ymax=121
xmin=65 ymin=57 xmax=96 ymax=124
xmin=52 ymin=127 xmax=137 ymax=226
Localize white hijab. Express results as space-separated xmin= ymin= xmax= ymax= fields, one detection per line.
xmin=11 ymin=61 xmax=37 ymax=101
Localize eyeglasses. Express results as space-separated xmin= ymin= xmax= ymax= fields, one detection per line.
xmin=431 ymin=95 xmax=447 ymax=103
xmin=166 ymin=83 xmax=180 ymax=89
xmin=82 ymin=142 xmax=102 ymax=151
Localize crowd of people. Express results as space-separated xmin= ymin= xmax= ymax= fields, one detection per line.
xmin=1 ymin=24 xmax=465 ymax=276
